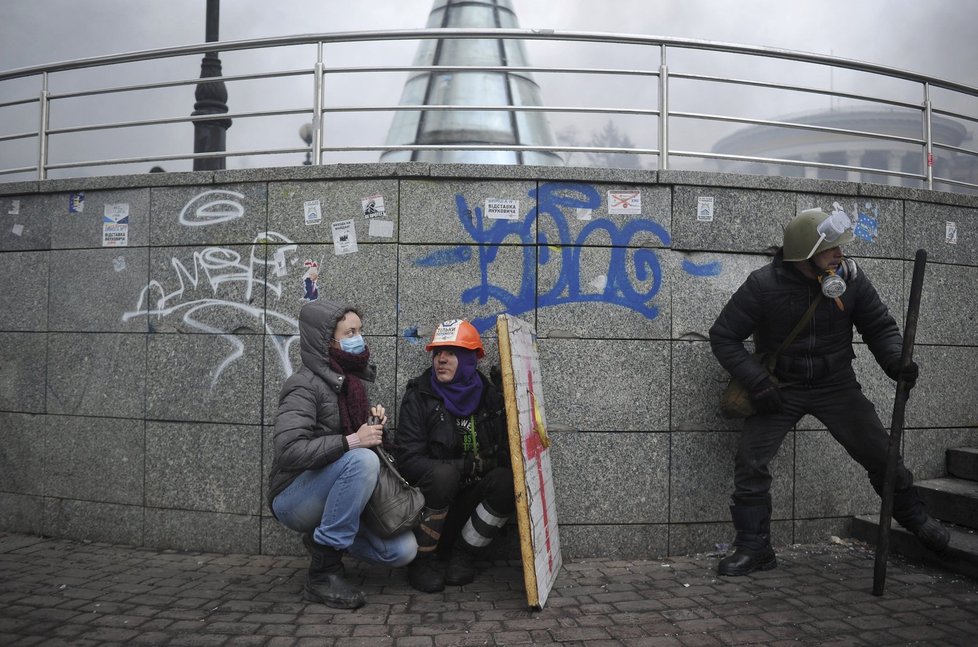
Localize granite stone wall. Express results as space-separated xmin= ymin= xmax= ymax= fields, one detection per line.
xmin=1 ymin=163 xmax=977 ymax=558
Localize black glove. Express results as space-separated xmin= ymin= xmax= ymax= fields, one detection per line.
xmin=749 ymin=379 xmax=783 ymax=414
xmin=885 ymin=359 xmax=919 ymax=390
xmin=472 ymin=453 xmax=497 ymax=478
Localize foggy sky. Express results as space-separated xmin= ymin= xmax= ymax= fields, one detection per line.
xmin=0 ymin=0 xmax=975 ymax=178
xmin=2 ymin=0 xmax=974 ymax=83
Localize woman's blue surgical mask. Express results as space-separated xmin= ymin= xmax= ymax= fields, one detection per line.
xmin=337 ymin=334 xmax=366 ymax=354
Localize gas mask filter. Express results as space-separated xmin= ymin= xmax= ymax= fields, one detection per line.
xmin=819 ymin=270 xmax=847 ymax=299
xmin=818 ymin=257 xmax=857 ymax=308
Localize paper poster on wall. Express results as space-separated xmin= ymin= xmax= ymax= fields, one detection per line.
xmin=368 ymin=218 xmax=394 ymax=238
xmin=608 ymin=190 xmax=641 ymax=214
xmin=331 ymin=218 xmax=358 ymax=255
xmin=69 ymin=192 xmax=84 ymax=213
xmin=485 ymin=198 xmax=520 ymax=220
xmin=946 ymin=221 xmax=958 ymax=245
xmin=496 ymin=314 xmax=562 ymax=610
xmin=697 ymin=196 xmax=715 ymax=222
xmin=303 ymin=200 xmax=323 ymax=225
xmin=362 ymin=195 xmax=385 ymax=218
xmin=8 ymin=199 xmax=20 ymax=215
xmin=102 ymin=203 xmax=129 ymax=247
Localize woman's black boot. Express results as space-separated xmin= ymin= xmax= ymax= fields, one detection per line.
xmin=302 ymin=533 xmax=365 ymax=609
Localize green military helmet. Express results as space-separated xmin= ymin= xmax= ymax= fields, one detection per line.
xmin=782 ymin=207 xmax=854 ymax=261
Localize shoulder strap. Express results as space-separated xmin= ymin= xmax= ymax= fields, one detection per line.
xmin=771 ymin=294 xmax=824 ymax=362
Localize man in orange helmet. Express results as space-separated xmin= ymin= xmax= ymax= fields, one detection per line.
xmin=395 ymin=319 xmax=514 ymax=593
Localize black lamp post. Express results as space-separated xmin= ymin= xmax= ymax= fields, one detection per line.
xmin=192 ymin=0 xmax=231 ymax=170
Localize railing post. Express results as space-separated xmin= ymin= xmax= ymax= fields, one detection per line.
xmin=37 ymin=72 xmax=49 ymax=181
xmin=311 ymin=41 xmax=324 ymax=166
xmin=658 ymin=45 xmax=669 ymax=171
xmin=923 ymin=82 xmax=933 ymax=190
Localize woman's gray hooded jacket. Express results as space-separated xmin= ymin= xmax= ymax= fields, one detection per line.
xmin=267 ymin=299 xmax=376 ymax=514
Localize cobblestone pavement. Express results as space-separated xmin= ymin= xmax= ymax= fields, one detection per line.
xmin=2 ymin=532 xmax=978 ymax=646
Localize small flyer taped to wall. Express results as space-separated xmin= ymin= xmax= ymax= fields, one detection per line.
xmin=608 ymin=190 xmax=641 ymax=215
xmin=331 ymin=218 xmax=358 ymax=255
xmin=697 ymin=196 xmax=715 ymax=222
xmin=304 ymin=200 xmax=323 ymax=225
xmin=102 ymin=203 xmax=130 ymax=247
xmin=368 ymin=218 xmax=394 ymax=238
xmin=485 ymin=198 xmax=520 ymax=220
xmin=362 ymin=195 xmax=385 ymax=218
xmin=69 ymin=192 xmax=85 ymax=213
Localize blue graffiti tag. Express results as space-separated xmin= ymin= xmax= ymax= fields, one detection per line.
xmin=446 ymin=182 xmax=671 ymax=331
xmin=681 ymin=259 xmax=722 ymax=276
xmin=414 ymin=245 xmax=472 ymax=267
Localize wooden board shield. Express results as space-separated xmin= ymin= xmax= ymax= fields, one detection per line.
xmin=496 ymin=314 xmax=562 ymax=609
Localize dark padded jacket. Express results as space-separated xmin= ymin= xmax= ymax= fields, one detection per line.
xmin=394 ymin=367 xmax=510 ymax=486
xmin=709 ymin=251 xmax=903 ymax=389
xmin=267 ymin=299 xmax=376 ymax=513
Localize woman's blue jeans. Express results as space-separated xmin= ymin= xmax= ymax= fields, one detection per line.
xmin=272 ymin=448 xmax=417 ymax=567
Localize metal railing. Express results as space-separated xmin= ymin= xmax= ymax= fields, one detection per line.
xmin=1 ymin=28 xmax=976 ymax=193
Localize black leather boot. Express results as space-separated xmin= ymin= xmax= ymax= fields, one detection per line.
xmin=302 ymin=533 xmax=365 ymax=609
xmin=891 ymin=486 xmax=950 ymax=553
xmin=717 ymin=542 xmax=777 ymax=576
xmin=408 ymin=553 xmax=445 ymax=593
xmin=445 ymin=544 xmax=477 ymax=586
xmin=908 ymin=516 xmax=950 ymax=552
xmin=717 ymin=502 xmax=777 ymax=576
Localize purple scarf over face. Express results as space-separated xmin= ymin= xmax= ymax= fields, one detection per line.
xmin=429 ymin=348 xmax=484 ymax=417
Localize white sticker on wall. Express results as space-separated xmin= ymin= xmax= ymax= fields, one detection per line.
xmin=608 ymin=190 xmax=641 ymax=215
xmin=697 ymin=196 xmax=715 ymax=222
xmin=331 ymin=218 xmax=358 ymax=255
xmin=946 ymin=221 xmax=958 ymax=245
xmin=368 ymin=218 xmax=394 ymax=238
xmin=575 ymin=208 xmax=592 ymax=221
xmin=485 ymin=198 xmax=520 ymax=220
xmin=8 ymin=199 xmax=20 ymax=215
xmin=11 ymin=224 xmax=23 ymax=236
xmin=304 ymin=200 xmax=323 ymax=225
xmin=362 ymin=195 xmax=385 ymax=218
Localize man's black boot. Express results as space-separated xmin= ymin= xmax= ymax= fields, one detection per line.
xmin=445 ymin=544 xmax=477 ymax=586
xmin=718 ymin=502 xmax=777 ymax=576
xmin=408 ymin=553 xmax=445 ymax=592
xmin=717 ymin=541 xmax=777 ymax=576
xmin=302 ymin=533 xmax=365 ymax=609
xmin=909 ymin=516 xmax=950 ymax=552
xmin=890 ymin=486 xmax=950 ymax=553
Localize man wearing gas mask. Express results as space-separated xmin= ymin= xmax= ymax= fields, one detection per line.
xmin=709 ymin=207 xmax=949 ymax=576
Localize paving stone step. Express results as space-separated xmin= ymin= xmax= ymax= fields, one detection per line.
xmin=917 ymin=477 xmax=978 ymax=530
xmin=948 ymin=447 xmax=978 ymax=482
xmin=851 ymin=514 xmax=978 ymax=581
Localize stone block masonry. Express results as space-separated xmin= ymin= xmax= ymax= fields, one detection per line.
xmin=1 ymin=163 xmax=977 ymax=558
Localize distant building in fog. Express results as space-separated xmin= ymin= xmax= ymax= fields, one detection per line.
xmin=711 ymin=109 xmax=977 ymax=190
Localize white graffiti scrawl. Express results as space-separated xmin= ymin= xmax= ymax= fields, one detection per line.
xmin=123 ymin=191 xmax=302 ymax=390
xmin=179 ymin=189 xmax=246 ymax=226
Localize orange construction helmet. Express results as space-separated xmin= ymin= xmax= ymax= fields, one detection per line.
xmin=425 ymin=319 xmax=485 ymax=358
